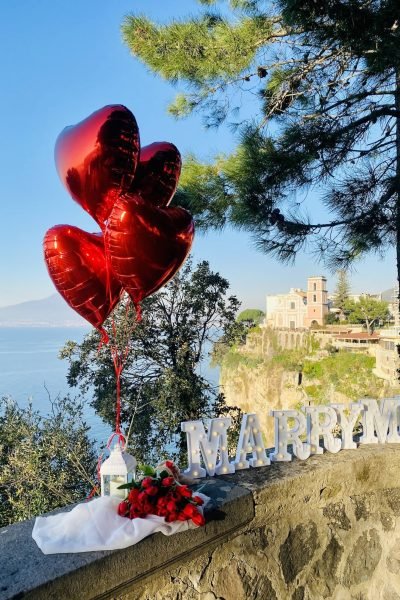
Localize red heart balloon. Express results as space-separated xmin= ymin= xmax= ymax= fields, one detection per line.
xmin=130 ymin=142 xmax=181 ymax=207
xmin=105 ymin=194 xmax=194 ymax=305
xmin=43 ymin=225 xmax=122 ymax=330
xmin=55 ymin=105 xmax=140 ymax=229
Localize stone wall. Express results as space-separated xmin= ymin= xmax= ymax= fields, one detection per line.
xmin=3 ymin=444 xmax=400 ymax=599
xmin=131 ymin=445 xmax=400 ymax=600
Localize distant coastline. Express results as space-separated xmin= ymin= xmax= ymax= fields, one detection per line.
xmin=0 ymin=294 xmax=86 ymax=328
xmin=0 ymin=322 xmax=88 ymax=328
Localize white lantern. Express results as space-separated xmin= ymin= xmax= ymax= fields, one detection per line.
xmin=100 ymin=444 xmax=137 ymax=499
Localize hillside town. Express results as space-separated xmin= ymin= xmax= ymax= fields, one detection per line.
xmin=264 ymin=275 xmax=400 ymax=385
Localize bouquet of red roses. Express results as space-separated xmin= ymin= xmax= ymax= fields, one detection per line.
xmin=117 ymin=461 xmax=205 ymax=526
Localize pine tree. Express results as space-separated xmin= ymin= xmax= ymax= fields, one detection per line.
xmin=122 ymin=0 xmax=400 ymax=307
xmin=333 ymin=270 xmax=350 ymax=320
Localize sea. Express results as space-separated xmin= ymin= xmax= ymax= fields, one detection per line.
xmin=0 ymin=327 xmax=220 ymax=446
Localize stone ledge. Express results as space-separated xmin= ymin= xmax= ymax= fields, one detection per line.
xmin=0 ymin=479 xmax=253 ymax=600
xmin=2 ymin=444 xmax=400 ymax=599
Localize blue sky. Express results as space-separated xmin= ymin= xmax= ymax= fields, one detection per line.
xmin=0 ymin=0 xmax=396 ymax=311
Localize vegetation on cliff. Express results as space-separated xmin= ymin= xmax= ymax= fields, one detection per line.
xmin=302 ymin=353 xmax=386 ymax=403
xmin=220 ymin=328 xmax=398 ymax=409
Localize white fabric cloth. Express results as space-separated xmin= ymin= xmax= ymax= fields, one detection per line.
xmin=32 ymin=494 xmax=209 ymax=554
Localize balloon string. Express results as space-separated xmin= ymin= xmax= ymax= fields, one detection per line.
xmin=88 ymin=298 xmax=134 ymax=500
xmin=97 ymin=328 xmax=109 ymax=350
xmin=115 ymin=368 xmax=121 ymax=434
xmin=109 ymin=305 xmax=131 ymax=435
xmin=135 ymin=302 xmax=142 ymax=322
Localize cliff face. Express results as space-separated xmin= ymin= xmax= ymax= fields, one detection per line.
xmin=220 ymin=327 xmax=399 ymax=447
xmin=220 ymin=358 xmax=303 ymax=447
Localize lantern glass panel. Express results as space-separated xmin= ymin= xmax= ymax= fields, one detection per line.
xmin=109 ymin=474 xmax=127 ymax=499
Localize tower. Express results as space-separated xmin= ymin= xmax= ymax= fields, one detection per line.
xmin=305 ymin=276 xmax=328 ymax=327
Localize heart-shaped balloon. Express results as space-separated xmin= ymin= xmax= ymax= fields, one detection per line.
xmin=55 ymin=105 xmax=140 ymax=229
xmin=43 ymin=225 xmax=122 ymax=330
xmin=130 ymin=142 xmax=181 ymax=207
xmin=105 ymin=194 xmax=194 ymax=306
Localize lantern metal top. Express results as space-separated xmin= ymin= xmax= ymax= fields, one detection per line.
xmin=100 ymin=444 xmax=137 ymax=477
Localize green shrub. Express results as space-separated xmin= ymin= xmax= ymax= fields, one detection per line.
xmin=303 ymin=361 xmax=323 ymax=378
xmin=0 ymin=396 xmax=97 ymax=527
xmin=222 ymin=350 xmax=263 ymax=370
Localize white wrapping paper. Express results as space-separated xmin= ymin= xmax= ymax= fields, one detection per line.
xmin=32 ymin=493 xmax=209 ymax=554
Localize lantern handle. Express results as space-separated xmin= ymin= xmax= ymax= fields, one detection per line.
xmin=107 ymin=431 xmax=127 ymax=451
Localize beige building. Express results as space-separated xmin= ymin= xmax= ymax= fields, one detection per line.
xmin=373 ymin=327 xmax=400 ymax=385
xmin=265 ymin=276 xmax=329 ymax=330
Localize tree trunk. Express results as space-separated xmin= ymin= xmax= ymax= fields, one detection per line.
xmin=395 ymin=70 xmax=400 ymax=377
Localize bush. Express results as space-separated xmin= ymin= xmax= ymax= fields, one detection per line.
xmin=303 ymin=361 xmax=323 ymax=379
xmin=222 ymin=350 xmax=263 ymax=370
xmin=324 ymin=313 xmax=338 ymax=325
xmin=302 ymin=352 xmax=386 ymax=401
xmin=0 ymin=396 xmax=97 ymax=527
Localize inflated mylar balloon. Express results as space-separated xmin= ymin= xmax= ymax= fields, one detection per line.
xmin=55 ymin=105 xmax=140 ymax=229
xmin=43 ymin=225 xmax=122 ymax=330
xmin=105 ymin=194 xmax=194 ymax=306
xmin=130 ymin=142 xmax=181 ymax=207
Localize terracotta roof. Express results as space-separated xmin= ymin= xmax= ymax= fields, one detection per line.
xmin=333 ymin=332 xmax=380 ymax=340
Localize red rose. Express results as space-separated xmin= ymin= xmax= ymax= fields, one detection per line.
xmin=177 ymin=512 xmax=188 ymax=521
xmin=128 ymin=488 xmax=140 ymax=503
xmin=117 ymin=501 xmax=129 ymax=517
xmin=183 ymin=503 xmax=197 ymax=518
xmin=138 ymin=495 xmax=153 ymax=511
xmin=161 ymin=477 xmax=175 ymax=487
xmin=141 ymin=477 xmax=154 ymax=488
xmin=176 ymin=485 xmax=192 ymax=498
xmin=165 ymin=461 xmax=174 ymax=469
xmin=130 ymin=506 xmax=145 ymax=519
xmin=145 ymin=485 xmax=159 ymax=497
xmin=191 ymin=511 xmax=205 ymax=527
xmin=192 ymin=495 xmax=204 ymax=506
xmin=166 ymin=500 xmax=177 ymax=513
xmin=166 ymin=512 xmax=179 ymax=523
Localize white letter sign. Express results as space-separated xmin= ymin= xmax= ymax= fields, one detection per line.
xmin=305 ymin=405 xmax=341 ymax=454
xmin=270 ymin=409 xmax=310 ymax=461
xmin=331 ymin=403 xmax=363 ymax=449
xmin=360 ymin=398 xmax=400 ymax=444
xmin=234 ymin=413 xmax=270 ymax=470
xmin=181 ymin=417 xmax=235 ymax=478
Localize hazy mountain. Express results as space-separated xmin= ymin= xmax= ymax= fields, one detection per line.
xmin=0 ymin=294 xmax=87 ymax=327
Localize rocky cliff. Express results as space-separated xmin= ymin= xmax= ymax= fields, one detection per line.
xmin=220 ymin=327 xmax=399 ymax=447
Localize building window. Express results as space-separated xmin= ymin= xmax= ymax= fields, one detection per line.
xmin=313 ymin=294 xmax=317 ymax=302
xmin=290 ymin=302 xmax=295 ymax=310
xmin=290 ymin=321 xmax=295 ymax=330
xmin=313 ymin=283 xmax=316 ymax=291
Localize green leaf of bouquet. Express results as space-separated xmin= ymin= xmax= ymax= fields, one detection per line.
xmin=117 ymin=482 xmax=134 ymax=490
xmin=140 ymin=464 xmax=156 ymax=476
